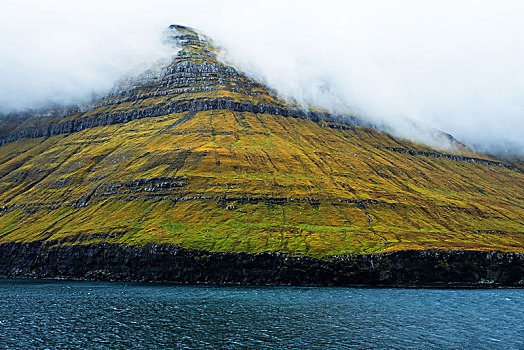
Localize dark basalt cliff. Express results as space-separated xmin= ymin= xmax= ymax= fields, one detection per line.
xmin=1 ymin=242 xmax=523 ymax=287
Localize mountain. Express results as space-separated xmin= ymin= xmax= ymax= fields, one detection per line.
xmin=0 ymin=25 xmax=523 ymax=286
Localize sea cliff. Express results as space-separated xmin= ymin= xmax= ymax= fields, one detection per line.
xmin=1 ymin=242 xmax=522 ymax=287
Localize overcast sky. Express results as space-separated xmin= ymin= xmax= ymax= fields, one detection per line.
xmin=1 ymin=0 xmax=523 ymax=155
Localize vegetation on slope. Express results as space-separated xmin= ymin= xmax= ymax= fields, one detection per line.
xmin=0 ymin=25 xmax=522 ymax=257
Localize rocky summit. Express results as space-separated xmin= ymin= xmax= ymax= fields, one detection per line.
xmin=0 ymin=25 xmax=523 ymax=286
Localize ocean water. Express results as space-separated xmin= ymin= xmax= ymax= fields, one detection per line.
xmin=0 ymin=280 xmax=522 ymax=349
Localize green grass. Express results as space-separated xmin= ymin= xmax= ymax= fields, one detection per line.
xmin=0 ymin=26 xmax=523 ymax=257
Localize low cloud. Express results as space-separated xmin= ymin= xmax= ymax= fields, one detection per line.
xmin=1 ymin=0 xmax=523 ymax=155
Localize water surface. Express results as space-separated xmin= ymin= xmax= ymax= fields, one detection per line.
xmin=0 ymin=280 xmax=522 ymax=349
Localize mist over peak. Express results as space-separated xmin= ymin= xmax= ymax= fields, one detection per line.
xmin=1 ymin=1 xmax=523 ymax=156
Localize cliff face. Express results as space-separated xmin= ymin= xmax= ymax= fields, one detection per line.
xmin=1 ymin=242 xmax=523 ymax=286
xmin=0 ymin=25 xmax=523 ymax=284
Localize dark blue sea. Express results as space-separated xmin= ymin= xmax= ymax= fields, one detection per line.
xmin=0 ymin=280 xmax=522 ymax=349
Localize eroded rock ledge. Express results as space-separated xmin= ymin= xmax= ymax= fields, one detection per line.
xmin=384 ymin=147 xmax=523 ymax=173
xmin=0 ymin=98 xmax=363 ymax=146
xmin=0 ymin=242 xmax=522 ymax=287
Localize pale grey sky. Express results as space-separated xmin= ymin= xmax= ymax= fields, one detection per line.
xmin=0 ymin=0 xmax=523 ymax=155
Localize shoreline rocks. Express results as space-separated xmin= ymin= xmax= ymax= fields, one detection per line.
xmin=0 ymin=241 xmax=522 ymax=287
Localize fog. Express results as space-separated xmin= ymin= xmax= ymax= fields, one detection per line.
xmin=1 ymin=0 xmax=523 ymax=155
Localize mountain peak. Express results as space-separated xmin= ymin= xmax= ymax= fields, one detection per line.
xmin=165 ymin=24 xmax=215 ymax=60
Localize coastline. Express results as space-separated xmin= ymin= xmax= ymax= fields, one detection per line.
xmin=1 ymin=241 xmax=523 ymax=287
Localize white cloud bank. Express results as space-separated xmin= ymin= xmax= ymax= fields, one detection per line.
xmin=0 ymin=0 xmax=523 ymax=155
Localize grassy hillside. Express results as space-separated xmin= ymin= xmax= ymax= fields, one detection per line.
xmin=0 ymin=25 xmax=522 ymax=257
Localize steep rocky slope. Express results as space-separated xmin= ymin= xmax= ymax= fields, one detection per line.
xmin=0 ymin=25 xmax=523 ymax=285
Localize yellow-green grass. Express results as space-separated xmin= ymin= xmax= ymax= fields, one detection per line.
xmin=0 ymin=108 xmax=522 ymax=257
xmin=0 ymin=25 xmax=522 ymax=257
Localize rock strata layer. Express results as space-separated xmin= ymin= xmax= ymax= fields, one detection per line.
xmin=1 ymin=242 xmax=522 ymax=287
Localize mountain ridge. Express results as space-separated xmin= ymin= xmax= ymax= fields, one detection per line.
xmin=0 ymin=25 xmax=523 ymax=285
